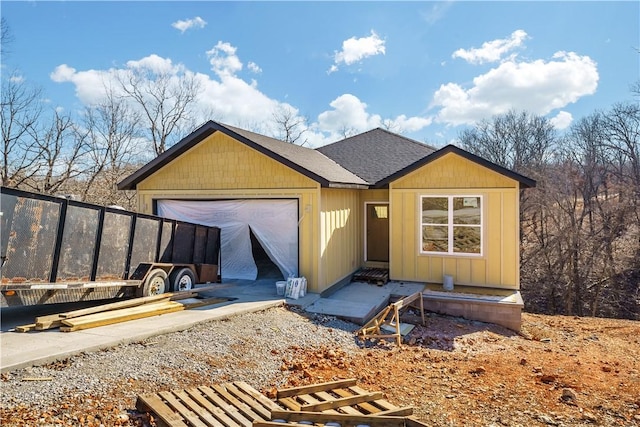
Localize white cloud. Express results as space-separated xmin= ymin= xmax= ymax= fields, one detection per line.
xmin=452 ymin=30 xmax=528 ymax=65
xmin=206 ymin=41 xmax=243 ymax=76
xmin=392 ymin=115 xmax=433 ymax=132
xmin=50 ymin=41 xmax=428 ymax=149
xmin=432 ymin=51 xmax=598 ymax=126
xmin=172 ymin=16 xmax=207 ymax=33
xmin=317 ymin=94 xmax=380 ymax=132
xmin=50 ymin=64 xmax=114 ymax=105
xmin=306 ymin=94 xmax=431 ymax=146
xmin=247 ymin=62 xmax=262 ymax=74
xmin=127 ymin=54 xmax=178 ymax=74
xmin=328 ymin=30 xmax=385 ymax=74
xmin=550 ymin=111 xmax=573 ymax=130
xmin=9 ymin=74 xmax=25 ymax=84
xmin=50 ymin=55 xmax=189 ymax=106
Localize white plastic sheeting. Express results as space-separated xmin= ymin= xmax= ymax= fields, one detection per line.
xmin=157 ymin=199 xmax=298 ymax=280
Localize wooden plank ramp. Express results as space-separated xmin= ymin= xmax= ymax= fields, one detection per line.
xmin=136 ymin=379 xmax=430 ymax=427
xmin=352 ymin=268 xmax=389 ymax=286
xmin=356 ymin=292 xmax=426 ymax=346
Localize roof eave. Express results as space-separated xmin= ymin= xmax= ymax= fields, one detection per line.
xmin=326 ymin=183 xmax=370 ymax=189
xmin=374 ymin=145 xmax=537 ymax=189
xmin=118 ymin=121 xmax=338 ymax=190
xmin=117 ymin=121 xmax=219 ymax=190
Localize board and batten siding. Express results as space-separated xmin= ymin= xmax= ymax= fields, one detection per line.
xmin=134 ymin=131 xmax=323 ymax=293
xmin=319 ymin=188 xmax=362 ymax=291
xmin=389 ymin=152 xmax=521 ymax=290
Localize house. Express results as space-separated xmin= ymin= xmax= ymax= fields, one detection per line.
xmin=118 ymin=121 xmax=535 ymax=328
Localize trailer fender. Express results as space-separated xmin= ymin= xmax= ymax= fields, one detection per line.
xmin=169 ymin=267 xmax=196 ymax=292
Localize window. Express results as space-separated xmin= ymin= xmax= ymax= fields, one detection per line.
xmin=373 ymin=205 xmax=388 ymax=219
xmin=421 ymin=196 xmax=482 ymax=255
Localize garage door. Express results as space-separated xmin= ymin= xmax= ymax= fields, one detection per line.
xmin=157 ymin=199 xmax=298 ymax=280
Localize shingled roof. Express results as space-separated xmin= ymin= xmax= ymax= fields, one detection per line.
xmin=118 ymin=121 xmax=367 ymax=190
xmin=316 ymin=128 xmax=436 ymax=185
xmin=118 ymin=121 xmax=535 ymax=191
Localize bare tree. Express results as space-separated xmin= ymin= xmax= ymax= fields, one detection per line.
xmin=1 ymin=74 xmax=44 ymax=187
xmin=337 ymin=124 xmax=358 ymax=140
xmin=117 ymin=68 xmax=201 ymax=155
xmin=510 ymin=106 xmax=639 ymax=320
xmin=1 ymin=17 xmax=13 ymax=58
xmin=78 ymin=88 xmax=141 ymax=207
xmin=458 ymin=109 xmax=556 ymax=177
xmin=271 ymin=104 xmax=308 ymax=145
xmin=26 ymin=110 xmax=87 ymax=195
xmin=381 ymin=118 xmax=402 ymax=133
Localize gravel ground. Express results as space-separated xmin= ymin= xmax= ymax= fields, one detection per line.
xmin=0 ymin=305 xmax=360 ymax=426
xmin=2 ymin=305 xmax=638 ymax=427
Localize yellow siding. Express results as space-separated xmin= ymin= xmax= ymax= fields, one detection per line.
xmin=138 ymin=131 xmax=317 ymax=191
xmin=319 ymin=189 xmax=361 ymax=290
xmin=133 ymin=132 xmax=523 ymax=293
xmin=393 ymin=153 xmax=517 ymax=189
xmin=360 ymin=189 xmax=389 ymax=203
xmin=389 ymin=152 xmax=521 ymax=290
xmin=134 ymin=131 xmax=324 ymax=292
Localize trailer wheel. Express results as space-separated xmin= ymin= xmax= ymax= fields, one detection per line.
xmin=170 ymin=268 xmax=196 ymax=292
xmin=141 ymin=269 xmax=168 ymax=296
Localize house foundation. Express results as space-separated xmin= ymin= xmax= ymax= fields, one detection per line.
xmin=422 ymin=285 xmax=524 ymax=331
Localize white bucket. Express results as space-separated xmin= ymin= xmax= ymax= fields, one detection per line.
xmin=275 ymin=281 xmax=286 ymax=296
xmin=443 ymin=275 xmax=454 ymax=291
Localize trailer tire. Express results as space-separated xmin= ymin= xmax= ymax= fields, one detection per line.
xmin=170 ymin=268 xmax=196 ymax=292
xmin=141 ymin=268 xmax=168 ymax=297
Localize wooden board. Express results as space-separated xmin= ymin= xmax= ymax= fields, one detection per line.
xmin=352 ymin=268 xmax=389 ymax=285
xmin=35 ymin=294 xmax=172 ymax=330
xmin=136 ymin=380 xmax=429 ymax=427
xmin=276 ymin=379 xmax=414 ymax=418
xmin=15 ymin=285 xmax=228 ymax=332
xmin=60 ymin=301 xmax=184 ymax=332
xmin=356 ymin=292 xmax=425 ymax=346
xmin=137 ymin=381 xmax=279 ymax=427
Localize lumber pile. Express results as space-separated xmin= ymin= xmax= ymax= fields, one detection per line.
xmin=136 ymin=379 xmax=430 ymax=427
xmin=15 ymin=286 xmax=227 ymax=333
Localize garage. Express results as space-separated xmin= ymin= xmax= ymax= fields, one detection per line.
xmin=157 ymin=199 xmax=299 ymax=281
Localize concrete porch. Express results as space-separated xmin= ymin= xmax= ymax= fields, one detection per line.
xmin=203 ymin=278 xmax=524 ymax=331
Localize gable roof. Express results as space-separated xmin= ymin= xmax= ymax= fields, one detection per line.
xmin=118 ymin=121 xmax=368 ymax=190
xmin=118 ymin=121 xmax=535 ymax=191
xmin=374 ymin=144 xmax=536 ymax=189
xmin=317 ymin=128 xmax=436 ymax=185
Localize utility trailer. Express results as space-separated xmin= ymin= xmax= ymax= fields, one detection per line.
xmin=0 ymin=186 xmax=221 ymax=307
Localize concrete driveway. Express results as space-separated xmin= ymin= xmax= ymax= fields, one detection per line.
xmin=1 ymin=278 xmax=420 ymax=373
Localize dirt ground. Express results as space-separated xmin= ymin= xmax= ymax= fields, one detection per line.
xmin=278 ymin=311 xmax=640 ymax=427
xmin=2 ymin=310 xmax=639 ymax=426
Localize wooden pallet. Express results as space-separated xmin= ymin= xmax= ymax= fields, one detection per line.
xmin=136 ymin=379 xmax=430 ymax=427
xmin=137 ymin=381 xmax=280 ymax=427
xmin=352 ymin=268 xmax=389 ymax=285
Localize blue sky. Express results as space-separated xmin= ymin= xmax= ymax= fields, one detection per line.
xmin=2 ymin=1 xmax=639 ymax=147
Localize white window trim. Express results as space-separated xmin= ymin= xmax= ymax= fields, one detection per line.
xmin=419 ymin=195 xmax=483 ymax=256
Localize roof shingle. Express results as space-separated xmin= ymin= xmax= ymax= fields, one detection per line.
xmin=316 ymin=128 xmax=436 ymax=184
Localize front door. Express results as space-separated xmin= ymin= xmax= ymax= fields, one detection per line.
xmin=366 ymin=203 xmax=389 ymax=262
